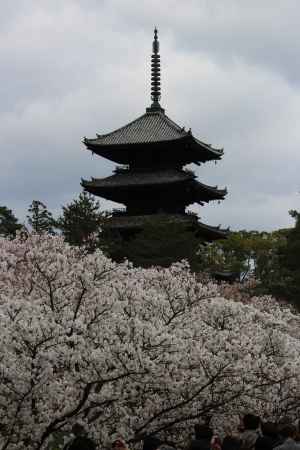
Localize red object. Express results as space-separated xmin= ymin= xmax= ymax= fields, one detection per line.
xmin=211 ymin=436 xmax=222 ymax=450
xmin=113 ymin=439 xmax=126 ymax=448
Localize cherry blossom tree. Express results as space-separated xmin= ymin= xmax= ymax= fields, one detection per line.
xmin=0 ymin=234 xmax=300 ymax=449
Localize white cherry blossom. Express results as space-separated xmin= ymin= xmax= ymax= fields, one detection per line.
xmin=0 ymin=234 xmax=299 ymax=449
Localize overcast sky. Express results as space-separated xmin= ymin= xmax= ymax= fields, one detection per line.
xmin=1 ymin=0 xmax=299 ymax=231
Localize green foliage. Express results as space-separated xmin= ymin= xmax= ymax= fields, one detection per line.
xmin=57 ymin=191 xmax=104 ymax=247
xmin=201 ymin=232 xmax=252 ymax=279
xmin=201 ymin=230 xmax=287 ymax=288
xmin=27 ymin=200 xmax=56 ymax=235
xmin=277 ymin=211 xmax=300 ymax=307
xmin=0 ymin=206 xmax=22 ymax=238
xmin=253 ymin=229 xmax=287 ymax=293
xmin=104 ymin=218 xmax=203 ymax=270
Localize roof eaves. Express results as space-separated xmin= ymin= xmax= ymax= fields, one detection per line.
xmin=193 ymin=136 xmax=224 ymax=155
xmin=197 ymin=220 xmax=229 ymax=236
xmin=81 ymin=169 xmax=192 ymax=188
xmin=195 ymin=180 xmax=227 ymax=197
xmin=163 ymin=113 xmax=189 ymax=134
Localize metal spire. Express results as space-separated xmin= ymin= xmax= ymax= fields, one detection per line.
xmin=149 ymin=27 xmax=163 ymax=111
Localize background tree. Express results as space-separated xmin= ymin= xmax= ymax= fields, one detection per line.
xmin=0 ymin=205 xmax=22 ymax=238
xmin=253 ymin=229 xmax=287 ymax=295
xmin=201 ymin=230 xmax=287 ymax=288
xmin=276 ymin=210 xmax=300 ymax=308
xmin=57 ymin=191 xmax=104 ymax=247
xmin=27 ymin=200 xmax=56 ymax=235
xmin=200 ymin=232 xmax=251 ymax=280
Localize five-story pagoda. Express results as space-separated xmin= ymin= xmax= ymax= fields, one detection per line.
xmin=82 ymin=29 xmax=228 ymax=241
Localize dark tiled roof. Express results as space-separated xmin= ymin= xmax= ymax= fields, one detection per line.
xmin=84 ymin=110 xmax=223 ymax=159
xmin=85 ymin=111 xmax=186 ymax=146
xmin=102 ymin=213 xmax=229 ymax=239
xmin=195 ymin=181 xmax=227 ymax=199
xmin=82 ymin=169 xmax=193 ymax=188
xmin=82 ymin=170 xmax=226 ymax=200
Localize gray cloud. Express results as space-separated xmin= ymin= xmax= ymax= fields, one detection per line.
xmin=0 ymin=0 xmax=299 ymax=231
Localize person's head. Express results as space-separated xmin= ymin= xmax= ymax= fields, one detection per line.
xmin=68 ymin=436 xmax=96 ymax=450
xmin=255 ymin=435 xmax=272 ymax=450
xmin=72 ymin=423 xmax=86 ymax=437
xmin=242 ymin=414 xmax=260 ymax=431
xmin=261 ymin=422 xmax=278 ymax=437
xmin=112 ymin=439 xmax=127 ymax=450
xmin=194 ymin=424 xmax=213 ymax=440
xmin=280 ymin=424 xmax=297 ymax=440
xmin=222 ymin=436 xmax=241 ymax=450
xmin=143 ymin=437 xmax=162 ymax=450
xmin=158 ymin=445 xmax=176 ymax=450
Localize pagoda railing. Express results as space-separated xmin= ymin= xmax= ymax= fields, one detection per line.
xmin=114 ymin=165 xmax=188 ymax=174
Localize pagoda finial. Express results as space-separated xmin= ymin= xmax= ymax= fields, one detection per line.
xmin=153 ymin=27 xmax=159 ymax=54
xmin=149 ymin=27 xmax=163 ymax=111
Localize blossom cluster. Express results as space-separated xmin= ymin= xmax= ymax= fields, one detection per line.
xmin=0 ymin=234 xmax=299 ymax=449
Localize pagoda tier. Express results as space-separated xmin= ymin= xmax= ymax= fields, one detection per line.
xmin=103 ymin=213 xmax=229 ymax=242
xmin=83 ymin=109 xmax=223 ymax=167
xmin=81 ymin=169 xmax=226 ymax=214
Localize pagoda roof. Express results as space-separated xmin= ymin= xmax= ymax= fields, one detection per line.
xmin=86 ymin=110 xmax=186 ymax=145
xmin=82 ymin=169 xmax=226 ymax=197
xmin=195 ymin=180 xmax=227 ymax=200
xmin=102 ymin=213 xmax=229 ymax=241
xmin=83 ymin=109 xmax=223 ymax=162
xmin=82 ymin=169 xmax=193 ymax=188
xmin=194 ymin=221 xmax=229 ymax=240
xmin=82 ymin=169 xmax=226 ymax=205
